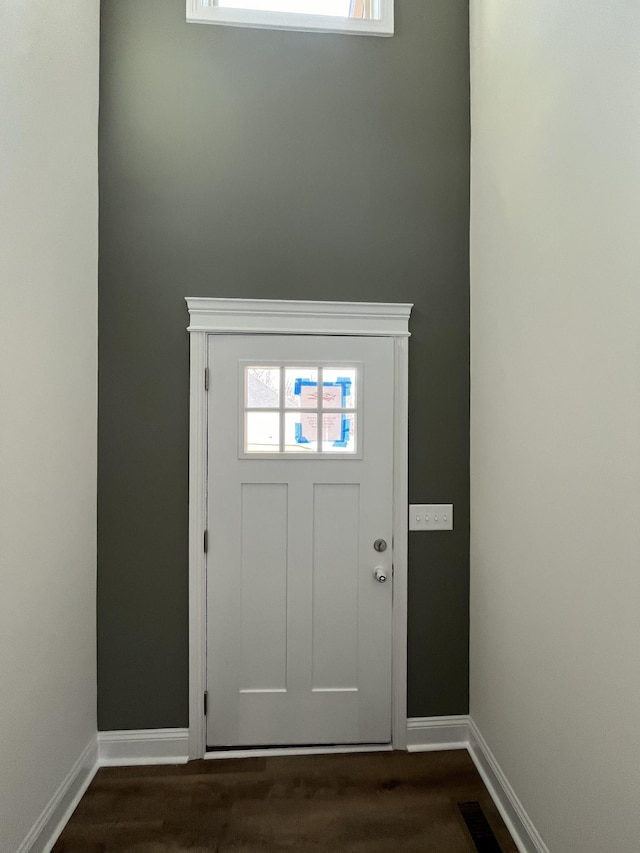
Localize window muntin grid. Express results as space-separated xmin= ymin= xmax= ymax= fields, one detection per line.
xmin=243 ymin=364 xmax=359 ymax=456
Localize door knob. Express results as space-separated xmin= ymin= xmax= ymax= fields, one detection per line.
xmin=374 ymin=567 xmax=388 ymax=583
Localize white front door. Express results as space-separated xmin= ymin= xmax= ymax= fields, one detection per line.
xmin=206 ymin=334 xmax=395 ymax=748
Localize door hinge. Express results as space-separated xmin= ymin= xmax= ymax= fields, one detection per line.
xmin=204 ymin=691 xmax=209 ymax=716
xmin=204 ymin=367 xmax=209 ymax=391
xmin=204 ymin=530 xmax=208 ymax=553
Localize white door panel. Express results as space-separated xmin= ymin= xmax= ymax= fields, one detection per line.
xmin=207 ymin=334 xmax=394 ymax=747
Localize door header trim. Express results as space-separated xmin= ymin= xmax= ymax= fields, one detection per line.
xmin=186 ymin=297 xmax=413 ymax=337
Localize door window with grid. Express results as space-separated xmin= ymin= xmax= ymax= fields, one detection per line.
xmin=243 ymin=364 xmax=360 ymax=456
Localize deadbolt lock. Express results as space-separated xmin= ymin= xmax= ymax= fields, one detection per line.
xmin=373 ymin=538 xmax=387 ymax=553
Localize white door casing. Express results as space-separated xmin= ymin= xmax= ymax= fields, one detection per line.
xmin=187 ymin=299 xmax=412 ymax=759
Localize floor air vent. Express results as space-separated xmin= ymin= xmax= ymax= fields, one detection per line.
xmin=458 ymin=801 xmax=503 ymax=852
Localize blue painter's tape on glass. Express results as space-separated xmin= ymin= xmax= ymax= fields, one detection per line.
xmin=293 ymin=377 xmax=352 ymax=447
xmin=332 ymin=415 xmax=351 ymax=448
xmin=295 ymin=422 xmax=311 ymax=444
xmin=293 ymin=378 xmax=352 ymax=406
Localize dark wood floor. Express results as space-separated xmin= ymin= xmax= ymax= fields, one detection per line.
xmin=53 ymin=750 xmax=518 ymax=852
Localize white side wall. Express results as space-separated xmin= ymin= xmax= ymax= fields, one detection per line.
xmin=470 ymin=3 xmax=640 ymax=851
xmin=0 ymin=2 xmax=99 ymax=850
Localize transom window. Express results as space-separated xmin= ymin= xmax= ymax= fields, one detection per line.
xmin=243 ymin=364 xmax=360 ymax=455
xmin=187 ymin=0 xmax=394 ymax=37
xmin=219 ymin=1 xmax=360 ymax=16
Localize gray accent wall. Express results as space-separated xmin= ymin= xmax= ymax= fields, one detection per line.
xmin=98 ymin=0 xmax=470 ymax=730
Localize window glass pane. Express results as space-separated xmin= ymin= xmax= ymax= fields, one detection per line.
xmin=284 ymin=412 xmax=318 ymax=452
xmin=322 ymin=368 xmax=356 ymax=408
xmin=217 ymin=1 xmax=355 ymax=18
xmin=246 ymin=412 xmax=280 ymax=453
xmin=285 ymin=368 xmax=318 ymax=408
xmin=322 ymin=367 xmax=358 ymax=409
xmin=246 ymin=367 xmax=280 ymax=408
xmin=320 ymin=381 xmax=345 ymax=409
xmin=321 ymin=413 xmax=356 ymax=452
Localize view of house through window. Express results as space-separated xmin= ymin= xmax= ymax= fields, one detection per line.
xmin=216 ymin=0 xmax=377 ymax=20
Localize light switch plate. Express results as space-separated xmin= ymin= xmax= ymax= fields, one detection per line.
xmin=409 ymin=504 xmax=453 ymax=531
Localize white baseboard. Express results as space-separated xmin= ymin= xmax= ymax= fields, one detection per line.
xmin=98 ymin=719 xmax=466 ymax=765
xmin=99 ymin=720 xmax=461 ymax=765
xmin=17 ymin=737 xmax=98 ymax=853
xmin=406 ymin=715 xmax=470 ymax=751
xmin=98 ymin=728 xmax=190 ymax=766
xmin=468 ymin=719 xmax=550 ymax=853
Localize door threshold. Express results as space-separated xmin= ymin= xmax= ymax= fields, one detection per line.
xmin=204 ymin=743 xmax=393 ymax=760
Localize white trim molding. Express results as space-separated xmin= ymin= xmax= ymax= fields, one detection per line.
xmin=188 ymin=328 xmax=208 ymax=760
xmin=186 ymin=298 xmax=412 ymax=337
xmin=468 ymin=720 xmax=550 ymax=853
xmin=98 ymin=728 xmax=190 ymax=767
xmin=391 ymin=333 xmax=409 ymax=750
xmin=186 ymin=1 xmax=394 ymax=38
xmin=95 ymin=727 xmax=397 ymax=768
xmin=96 ymin=720 xmax=460 ymax=766
xmin=406 ymin=715 xmax=470 ymax=752
xmin=16 ymin=738 xmax=97 ymax=853
xmin=95 ymin=720 xmax=454 ymax=766
xmin=186 ymin=297 xmax=412 ymax=759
